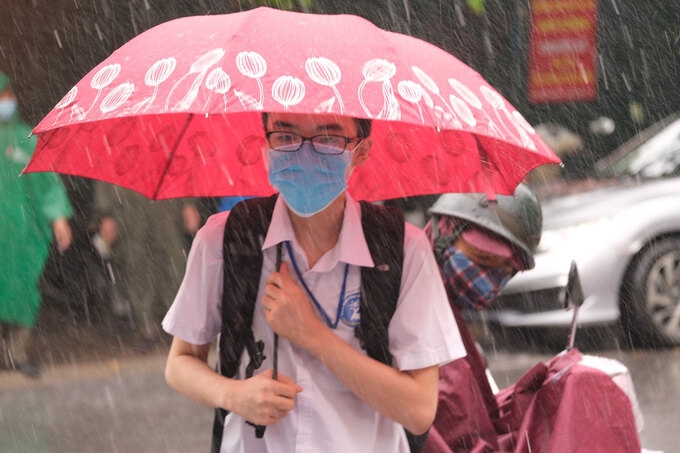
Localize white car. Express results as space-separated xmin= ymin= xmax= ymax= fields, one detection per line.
xmin=483 ymin=114 xmax=680 ymax=347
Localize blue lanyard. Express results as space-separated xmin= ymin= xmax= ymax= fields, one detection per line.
xmin=284 ymin=241 xmax=349 ymax=329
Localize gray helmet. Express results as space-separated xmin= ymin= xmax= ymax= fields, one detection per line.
xmin=428 ymin=184 xmax=542 ymax=269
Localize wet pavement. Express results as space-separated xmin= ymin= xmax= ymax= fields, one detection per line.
xmin=1 ymin=302 xmax=678 ymax=452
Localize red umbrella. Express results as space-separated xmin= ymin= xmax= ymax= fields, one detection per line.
xmin=24 ymin=7 xmax=560 ymax=200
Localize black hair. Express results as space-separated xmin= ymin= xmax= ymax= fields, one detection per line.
xmin=261 ymin=113 xmax=372 ymax=138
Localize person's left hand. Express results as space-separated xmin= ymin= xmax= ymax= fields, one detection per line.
xmin=262 ymin=262 xmax=324 ymax=347
xmin=52 ymin=217 xmax=72 ymax=253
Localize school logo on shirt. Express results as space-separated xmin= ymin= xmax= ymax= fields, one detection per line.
xmin=341 ymin=292 xmax=361 ymax=327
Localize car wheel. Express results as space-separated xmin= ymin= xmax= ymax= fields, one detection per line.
xmin=622 ymin=237 xmax=680 ymax=347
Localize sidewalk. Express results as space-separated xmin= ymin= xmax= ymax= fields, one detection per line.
xmin=2 ymin=296 xmax=171 ymax=388
xmin=0 ymin=349 xmax=167 ymax=391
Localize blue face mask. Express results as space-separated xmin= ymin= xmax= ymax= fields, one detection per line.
xmin=0 ymin=99 xmax=17 ymax=121
xmin=441 ymin=246 xmax=511 ymax=311
xmin=268 ymin=143 xmax=351 ymax=217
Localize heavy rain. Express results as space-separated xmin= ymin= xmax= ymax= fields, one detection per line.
xmin=1 ymin=0 xmax=679 ymax=452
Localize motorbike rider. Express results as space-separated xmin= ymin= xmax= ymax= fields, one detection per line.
xmin=422 ymin=183 xmax=542 ymax=452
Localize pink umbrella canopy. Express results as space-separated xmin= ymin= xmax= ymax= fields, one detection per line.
xmin=25 ymin=7 xmax=560 ymax=200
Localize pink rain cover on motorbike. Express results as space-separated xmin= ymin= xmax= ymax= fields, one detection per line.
xmin=496 ymin=348 xmax=641 ymax=453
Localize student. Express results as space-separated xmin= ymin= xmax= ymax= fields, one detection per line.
xmin=423 ymin=184 xmax=543 ymax=452
xmin=162 ymin=112 xmax=465 ymax=452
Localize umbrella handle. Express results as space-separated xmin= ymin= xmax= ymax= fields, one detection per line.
xmin=249 ymin=242 xmax=284 ymax=439
xmin=273 ymin=243 xmax=282 ymax=380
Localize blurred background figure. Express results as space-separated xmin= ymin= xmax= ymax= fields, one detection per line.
xmin=422 ymin=184 xmax=542 ymax=452
xmin=0 ymin=71 xmax=73 ymax=379
xmin=528 ymin=122 xmax=584 ymax=187
xmin=93 ymin=182 xmax=206 ymax=351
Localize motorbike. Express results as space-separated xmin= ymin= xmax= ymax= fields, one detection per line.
xmin=425 ymin=261 xmax=660 ymax=453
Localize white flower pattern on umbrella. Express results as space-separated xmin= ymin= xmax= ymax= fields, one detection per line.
xmin=379 ymin=79 xmax=401 ymax=120
xmin=397 ymin=80 xmax=425 ymax=124
xmin=448 ymin=78 xmax=499 ymax=136
xmin=480 ymin=85 xmax=524 ymax=144
xmin=165 ymin=48 xmax=225 ymax=111
xmin=236 ymin=51 xmax=267 ymax=110
xmin=314 ymin=97 xmax=336 ymax=113
xmin=412 ymin=66 xmax=459 ymax=127
xmin=512 ymin=111 xmax=536 ymax=134
xmin=53 ymin=86 xmax=78 ymax=125
xmin=305 ymin=57 xmax=344 ymax=114
xmin=358 ymin=59 xmax=396 ymax=118
xmin=272 ymin=75 xmax=305 ymax=110
xmin=204 ymin=67 xmax=231 ymax=111
xmin=449 ymin=94 xmax=476 ymax=127
xmin=70 ymin=103 xmax=86 ymax=121
xmin=100 ymin=83 xmax=135 ymax=113
xmin=86 ymin=64 xmax=121 ymax=115
xmin=448 ymin=78 xmax=482 ymax=109
xmin=143 ymin=58 xmax=176 ymax=112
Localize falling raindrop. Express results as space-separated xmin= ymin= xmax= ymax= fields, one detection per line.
xmin=609 ymin=0 xmax=620 ymax=16
xmin=53 ymin=29 xmax=62 ymax=48
xmin=94 ymin=23 xmax=103 ymax=41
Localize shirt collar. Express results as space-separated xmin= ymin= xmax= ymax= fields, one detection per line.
xmin=262 ymin=194 xmax=375 ymax=269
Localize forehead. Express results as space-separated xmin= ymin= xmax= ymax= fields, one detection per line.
xmin=0 ymin=87 xmax=14 ymax=99
xmin=266 ymin=112 xmax=357 ymax=135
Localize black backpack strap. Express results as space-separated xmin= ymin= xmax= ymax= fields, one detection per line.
xmin=358 ymin=201 xmax=429 ymax=453
xmin=356 ymin=201 xmax=404 ymax=367
xmin=212 ymin=194 xmax=278 ymax=453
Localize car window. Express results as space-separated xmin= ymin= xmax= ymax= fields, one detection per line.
xmin=597 ymin=119 xmax=680 ymax=179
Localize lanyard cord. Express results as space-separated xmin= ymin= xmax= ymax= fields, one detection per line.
xmin=284 ymin=241 xmax=349 ymax=329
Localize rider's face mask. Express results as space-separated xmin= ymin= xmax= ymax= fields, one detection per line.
xmin=441 ymin=245 xmax=512 ymax=311
xmin=268 ymin=142 xmax=351 ymax=217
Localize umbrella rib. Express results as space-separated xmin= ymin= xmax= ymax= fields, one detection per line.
xmin=153 ymin=113 xmax=194 ymax=200
xmin=475 ymin=136 xmax=497 ymax=202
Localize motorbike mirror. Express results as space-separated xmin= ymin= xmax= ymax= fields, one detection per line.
xmin=564 ymin=260 xmax=585 ymax=309
xmin=565 ymin=260 xmax=585 ymax=350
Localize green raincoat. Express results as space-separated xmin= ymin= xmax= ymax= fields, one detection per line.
xmin=0 ymin=73 xmax=72 ymax=327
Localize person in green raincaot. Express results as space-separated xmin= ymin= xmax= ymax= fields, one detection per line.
xmin=0 ymin=71 xmax=73 ymax=379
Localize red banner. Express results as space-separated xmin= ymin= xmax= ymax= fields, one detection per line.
xmin=528 ymin=0 xmax=599 ymax=104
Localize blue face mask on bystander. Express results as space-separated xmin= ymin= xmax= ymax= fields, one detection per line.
xmin=268 ymin=142 xmax=352 ymax=217
xmin=0 ymin=99 xmax=17 ymax=121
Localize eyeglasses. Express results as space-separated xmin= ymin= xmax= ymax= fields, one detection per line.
xmin=265 ymin=131 xmax=362 ymax=155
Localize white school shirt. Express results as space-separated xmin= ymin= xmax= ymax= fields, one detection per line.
xmin=162 ymin=194 xmax=465 ymax=453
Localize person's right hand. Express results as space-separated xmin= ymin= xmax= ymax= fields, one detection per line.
xmin=52 ymin=217 xmax=73 ymax=253
xmin=232 ymin=368 xmax=302 ymax=426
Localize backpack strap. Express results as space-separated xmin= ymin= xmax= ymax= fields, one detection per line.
xmin=219 ymin=194 xmax=278 ymax=378
xmin=357 ymin=201 xmax=404 ymax=366
xmin=359 ymin=202 xmax=428 ymax=452
xmin=212 ymin=194 xmax=278 ymax=453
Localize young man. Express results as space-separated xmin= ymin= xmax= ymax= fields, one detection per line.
xmin=162 ymin=112 xmax=465 ymax=452
xmin=423 ymin=184 xmax=542 ymax=452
